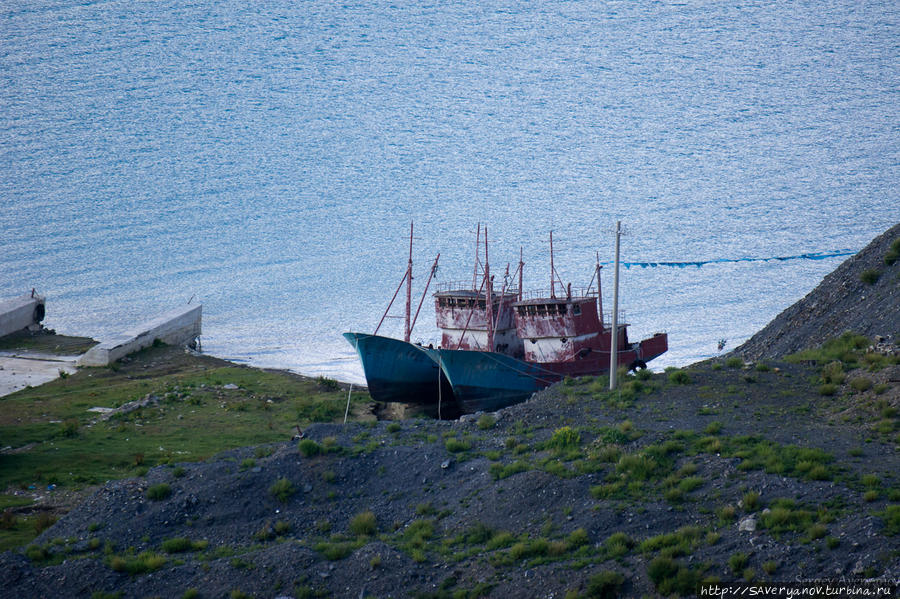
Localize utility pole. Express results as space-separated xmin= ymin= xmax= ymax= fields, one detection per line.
xmin=609 ymin=221 xmax=622 ymax=391
xmin=404 ymin=222 xmax=413 ymax=342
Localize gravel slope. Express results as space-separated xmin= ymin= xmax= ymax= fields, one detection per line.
xmin=734 ymin=223 xmax=900 ymax=360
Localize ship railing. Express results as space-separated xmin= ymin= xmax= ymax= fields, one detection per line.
xmin=434 ymin=280 xmax=519 ymax=296
xmin=517 ymin=287 xmax=599 ymax=302
xmin=603 ymin=310 xmax=628 ymax=326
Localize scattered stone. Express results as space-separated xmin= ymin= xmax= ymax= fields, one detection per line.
xmin=738 ymin=515 xmax=757 ymax=532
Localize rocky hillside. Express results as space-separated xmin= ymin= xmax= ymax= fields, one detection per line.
xmin=1 ymin=353 xmax=898 ymax=598
xmin=734 ymin=223 xmax=900 ymax=360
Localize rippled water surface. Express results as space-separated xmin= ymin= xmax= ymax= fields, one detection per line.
xmin=2 ymin=0 xmax=897 ymax=382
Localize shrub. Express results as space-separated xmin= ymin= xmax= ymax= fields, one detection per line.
xmin=548 ymin=426 xmax=580 ymax=450
xmin=486 ymin=531 xmax=515 ymax=550
xmin=349 ymin=510 xmax=377 ymax=536
xmin=704 ymin=421 xmax=722 ymax=435
xmin=146 ymin=484 xmax=171 ymax=501
xmin=477 ymin=414 xmax=496 ymax=430
xmin=725 ymin=357 xmax=743 ymax=369
xmin=743 ymin=491 xmax=761 ymax=510
xmin=60 ymin=418 xmax=79 ymax=438
xmin=489 ymin=461 xmax=529 ymax=480
xmin=586 ymin=570 xmax=625 ymax=599
xmin=25 ymin=544 xmax=48 ymax=561
xmin=667 ymin=370 xmax=691 ymax=385
xmin=386 ymin=422 xmax=401 ymax=433
xmin=30 ymin=514 xmax=56 ymax=537
xmin=879 ymin=505 xmax=900 ymax=535
xmin=298 ymin=439 xmax=322 ymax=457
xmin=819 ymin=384 xmax=837 ymax=396
xmin=567 ymin=528 xmax=589 ymax=548
xmin=616 ymin=453 xmax=659 ymax=480
xmin=850 ymin=377 xmax=872 ymax=392
xmin=444 ymin=438 xmax=470 ymax=453
xmin=860 ymin=269 xmax=880 ymax=285
xmin=604 ymin=532 xmax=632 ymax=558
xmin=729 ymin=552 xmax=749 ymax=574
xmin=821 ymin=361 xmax=845 ymax=385
xmin=316 ymin=376 xmax=340 ymax=390
xmin=109 ymin=551 xmax=166 ymax=574
xmin=172 ymin=467 xmax=186 ymax=478
xmin=162 ymin=537 xmax=207 ymax=553
xmin=647 ymin=556 xmax=678 ymax=584
xmin=269 ymin=478 xmax=295 ymax=503
xmin=717 ymin=505 xmax=736 ymax=522
xmin=807 ymin=523 xmax=827 ymax=539
xmin=0 ymin=509 xmax=16 ymax=530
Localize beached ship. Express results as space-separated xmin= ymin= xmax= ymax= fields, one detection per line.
xmin=421 ymin=232 xmax=667 ymax=412
xmin=345 ymin=225 xmax=668 ymax=415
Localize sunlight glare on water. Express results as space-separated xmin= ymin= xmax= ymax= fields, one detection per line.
xmin=1 ymin=0 xmax=897 ymax=384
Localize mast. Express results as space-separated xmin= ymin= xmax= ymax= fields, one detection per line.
xmin=549 ymin=230 xmax=556 ymax=299
xmin=404 ymin=222 xmax=413 ymax=343
xmin=595 ymin=251 xmax=603 ymax=329
xmin=518 ymin=247 xmax=524 ymax=302
xmin=484 ymin=227 xmax=494 ymax=352
xmin=472 ymin=223 xmax=481 ymax=290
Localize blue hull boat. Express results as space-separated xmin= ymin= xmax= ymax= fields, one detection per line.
xmin=343 ymin=332 xmax=455 ymax=408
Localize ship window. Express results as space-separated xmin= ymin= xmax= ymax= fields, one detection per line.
xmin=478 ymin=300 xmax=485 ymax=309
xmin=573 ymin=304 xmax=581 ymax=315
xmin=536 ymin=305 xmax=546 ymax=316
xmin=438 ymin=298 xmax=446 ymax=307
xmin=527 ymin=305 xmax=537 ymax=316
xmin=558 ymin=304 xmax=567 ymax=315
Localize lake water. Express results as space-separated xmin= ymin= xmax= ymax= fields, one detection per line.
xmin=2 ymin=0 xmax=897 ymax=384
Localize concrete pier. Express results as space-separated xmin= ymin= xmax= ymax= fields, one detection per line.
xmin=0 ymin=293 xmax=45 ymax=338
xmin=77 ymin=304 xmax=202 ymax=367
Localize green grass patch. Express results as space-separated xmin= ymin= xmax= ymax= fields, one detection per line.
xmin=489 ymin=461 xmax=530 ymax=480
xmin=860 ymin=269 xmax=880 ymax=285
xmin=349 ymin=510 xmax=377 ymax=536
xmin=444 ymin=438 xmax=471 ymax=453
xmin=161 ymin=537 xmax=208 ymax=553
xmin=269 ymin=478 xmax=295 ymax=503
xmin=0 ymin=345 xmax=367 ymax=495
xmin=878 ymin=505 xmax=900 ymax=535
xmin=108 ymin=551 xmax=166 ymax=574
xmin=146 ymin=484 xmax=171 ymax=501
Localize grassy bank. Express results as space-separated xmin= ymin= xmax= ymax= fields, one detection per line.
xmin=0 ymin=342 xmax=371 ymax=549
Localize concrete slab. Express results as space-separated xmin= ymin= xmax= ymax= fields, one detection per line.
xmin=0 ymin=293 xmax=45 ymax=338
xmin=0 ymin=353 xmax=78 ymax=397
xmin=77 ymin=304 xmax=202 ymax=367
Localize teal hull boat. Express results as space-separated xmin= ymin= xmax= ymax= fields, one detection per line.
xmin=343 ymin=332 xmax=455 ymax=408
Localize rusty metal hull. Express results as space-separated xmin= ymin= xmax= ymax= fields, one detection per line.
xmin=343 ymin=332 xmax=456 ymax=407
xmin=423 ymin=332 xmax=668 ymax=413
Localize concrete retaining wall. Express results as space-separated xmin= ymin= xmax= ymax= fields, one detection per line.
xmin=77 ymin=304 xmax=202 ymax=367
xmin=0 ymin=294 xmax=45 ymax=338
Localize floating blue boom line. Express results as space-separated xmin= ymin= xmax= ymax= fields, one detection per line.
xmin=599 ymin=249 xmax=857 ymax=269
